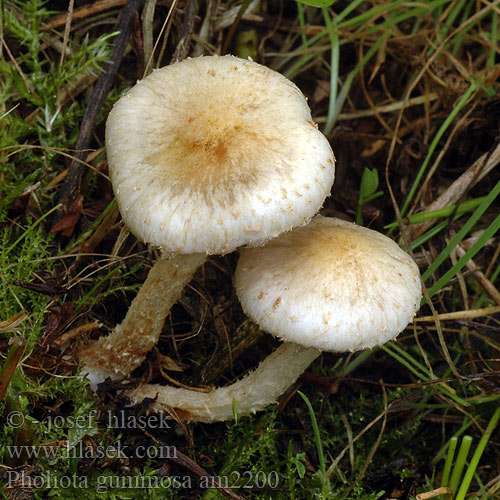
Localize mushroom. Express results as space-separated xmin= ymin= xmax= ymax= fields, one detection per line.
xmin=124 ymin=215 xmax=422 ymax=422
xmin=80 ymin=55 xmax=335 ymax=387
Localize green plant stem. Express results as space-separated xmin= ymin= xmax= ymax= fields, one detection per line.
xmin=441 ymin=436 xmax=458 ymax=487
xmin=384 ymin=196 xmax=487 ymax=229
xmin=434 ymin=420 xmax=475 ymax=464
xmin=426 ymin=211 xmax=500 ymax=299
xmin=328 ymin=32 xmax=389 ymax=132
xmin=298 ymin=391 xmax=329 ymax=494
xmin=339 ymin=348 xmax=374 ymax=377
xmin=455 ymin=407 xmax=500 ymax=500
xmin=429 ymin=0 xmax=467 ymax=56
xmin=334 ymin=0 xmax=364 ymax=24
xmin=340 ymin=0 xmax=442 ymax=32
xmin=409 ymin=218 xmax=455 ymax=250
xmin=380 ymin=343 xmax=469 ymax=407
xmin=322 ymin=6 xmax=339 ymax=135
xmin=279 ymin=30 xmax=328 ymax=74
xmin=421 ymin=178 xmax=500 ymax=289
xmin=400 ymin=82 xmax=478 ymax=218
xmin=4 ymin=204 xmax=61 ymax=256
xmin=451 ymin=0 xmax=474 ymax=55
xmin=297 ymin=2 xmax=308 ymax=47
xmin=449 ymin=435 xmax=473 ymax=494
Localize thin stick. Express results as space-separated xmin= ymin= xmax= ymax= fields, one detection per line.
xmin=44 ymin=0 xmax=128 ymax=30
xmin=53 ymin=0 xmax=144 ymax=226
xmin=455 ymin=245 xmax=500 ymax=306
xmin=410 ymin=141 xmax=500 ymax=239
xmin=58 ymin=0 xmax=74 ymax=72
xmin=415 ymin=305 xmax=500 ymax=322
xmin=144 ymin=0 xmax=178 ymax=75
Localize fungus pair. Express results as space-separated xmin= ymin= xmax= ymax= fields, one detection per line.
xmin=125 ymin=216 xmax=421 ymax=422
xmin=80 ymin=55 xmax=335 ymax=385
xmin=80 ymin=55 xmax=422 ymax=422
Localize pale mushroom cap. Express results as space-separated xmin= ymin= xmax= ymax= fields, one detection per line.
xmin=235 ymin=216 xmax=422 ymax=352
xmin=106 ymin=55 xmax=335 ymax=254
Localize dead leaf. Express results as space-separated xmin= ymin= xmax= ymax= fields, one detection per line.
xmin=42 ymin=303 xmax=74 ymax=344
xmin=0 ymin=311 xmax=28 ymax=333
xmin=158 ymin=353 xmax=184 ymax=372
xmin=10 ymin=192 xmax=31 ymax=215
xmin=50 ymin=194 xmax=83 ymax=237
xmin=0 ymin=465 xmax=41 ymax=500
xmin=312 ymin=80 xmax=330 ymax=105
xmin=11 ymin=281 xmax=69 ymax=296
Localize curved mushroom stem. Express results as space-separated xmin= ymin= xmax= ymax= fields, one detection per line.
xmin=80 ymin=253 xmax=206 ymax=387
xmin=124 ymin=342 xmax=321 ymax=423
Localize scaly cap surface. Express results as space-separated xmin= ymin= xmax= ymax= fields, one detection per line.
xmin=106 ymin=55 xmax=335 ymax=254
xmin=235 ymin=216 xmax=422 ymax=351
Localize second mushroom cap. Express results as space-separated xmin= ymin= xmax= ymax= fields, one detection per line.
xmin=235 ymin=216 xmax=422 ymax=352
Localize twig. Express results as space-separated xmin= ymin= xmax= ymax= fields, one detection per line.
xmin=415 ymin=305 xmax=500 ymax=322
xmin=145 ymin=0 xmax=179 ymax=74
xmin=58 ymin=0 xmax=74 ymax=72
xmin=141 ymin=426 xmax=249 ymax=500
xmin=455 ymin=245 xmax=500 ymax=306
xmin=167 ymin=448 xmax=249 ymax=500
xmin=52 ymin=320 xmax=102 ymax=347
xmin=416 ymin=487 xmax=451 ymax=500
xmin=171 ymin=0 xmax=195 ymax=63
xmin=409 ymin=140 xmax=500 ymax=240
xmin=53 ymin=0 xmax=144 ymax=229
xmin=142 ymin=0 xmax=157 ymax=74
xmin=44 ymin=0 xmax=128 ymax=30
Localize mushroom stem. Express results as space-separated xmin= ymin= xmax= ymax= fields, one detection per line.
xmin=124 ymin=342 xmax=321 ymax=423
xmin=80 ymin=253 xmax=206 ymax=387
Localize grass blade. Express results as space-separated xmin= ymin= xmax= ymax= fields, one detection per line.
xmin=298 ymin=390 xmax=329 ymax=494
xmin=455 ymin=408 xmax=500 ymax=500
xmin=448 ymin=435 xmax=473 ymax=494
xmin=400 ymin=82 xmax=478 ymax=218
xmin=441 ymin=436 xmax=458 ymax=487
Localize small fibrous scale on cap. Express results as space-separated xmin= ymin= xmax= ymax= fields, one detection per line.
xmin=80 ymin=55 xmax=335 ymax=387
